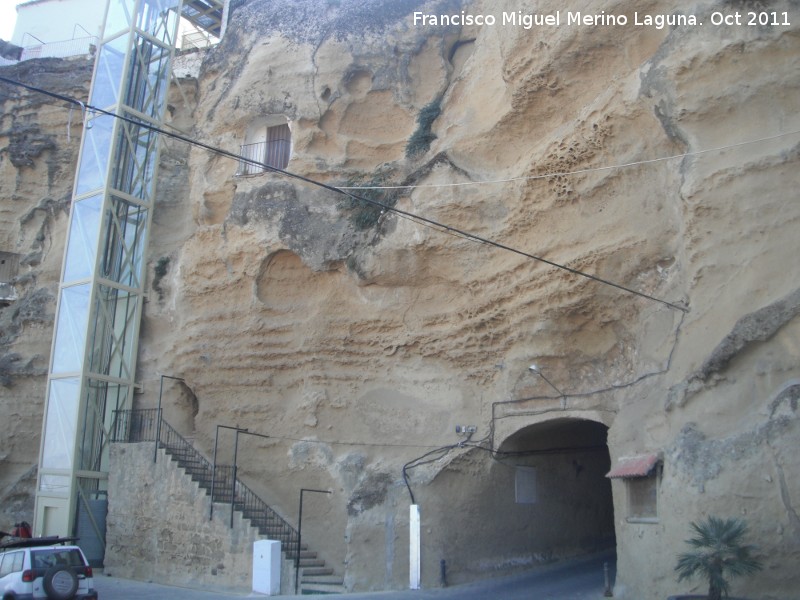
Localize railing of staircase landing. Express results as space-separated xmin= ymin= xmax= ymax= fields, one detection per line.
xmin=19 ymin=36 xmax=99 ymax=61
xmin=111 ymin=407 xmax=160 ymax=442
xmin=112 ymin=409 xmax=211 ymax=471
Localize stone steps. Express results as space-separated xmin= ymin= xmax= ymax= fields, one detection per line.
xmin=302 ymin=566 xmax=335 ymax=577
xmin=158 ymin=434 xmax=343 ymax=594
xmin=298 ymin=558 xmax=325 ymax=568
xmin=301 ymin=578 xmax=347 ymax=595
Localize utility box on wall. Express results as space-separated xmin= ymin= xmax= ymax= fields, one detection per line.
xmin=252 ymin=539 xmax=281 ymax=595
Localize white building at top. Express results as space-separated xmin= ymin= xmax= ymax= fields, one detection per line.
xmin=9 ymin=0 xmax=226 ymax=59
xmin=10 ymin=0 xmax=103 ymax=47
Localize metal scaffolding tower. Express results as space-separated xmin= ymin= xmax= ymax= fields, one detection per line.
xmin=32 ymin=0 xmax=197 ymax=563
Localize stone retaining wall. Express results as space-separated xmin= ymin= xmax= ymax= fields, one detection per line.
xmin=106 ymin=443 xmax=295 ymax=594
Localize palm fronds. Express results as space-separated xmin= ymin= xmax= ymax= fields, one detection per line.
xmin=675 ymin=516 xmax=762 ymax=600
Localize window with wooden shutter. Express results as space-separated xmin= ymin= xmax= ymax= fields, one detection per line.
xmin=237 ymin=119 xmax=291 ymax=175
xmin=265 ymin=123 xmax=291 ymax=169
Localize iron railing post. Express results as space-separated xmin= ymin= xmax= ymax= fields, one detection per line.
xmin=155 ymin=375 xmax=184 ymax=463
xmin=211 ymin=424 xmax=246 ymax=521
xmin=229 ymin=429 xmax=270 ymax=528
xmin=110 ymin=410 xmax=119 ymax=442
xmin=230 ymin=429 xmax=241 ymax=528
xmin=295 ymin=488 xmax=332 ymax=594
xmin=210 ymin=426 xmax=220 ymax=520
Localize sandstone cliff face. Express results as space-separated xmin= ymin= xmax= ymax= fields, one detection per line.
xmin=129 ymin=0 xmax=800 ymax=596
xmin=0 ymin=57 xmax=91 ymax=527
xmin=2 ymin=0 xmax=799 ymax=598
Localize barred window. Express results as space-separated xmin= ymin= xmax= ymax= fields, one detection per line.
xmin=238 ymin=119 xmax=291 ymax=175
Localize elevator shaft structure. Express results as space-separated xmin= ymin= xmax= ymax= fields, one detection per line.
xmin=33 ymin=0 xmax=185 ymax=547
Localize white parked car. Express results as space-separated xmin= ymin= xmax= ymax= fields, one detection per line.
xmin=0 ymin=537 xmax=97 ymax=600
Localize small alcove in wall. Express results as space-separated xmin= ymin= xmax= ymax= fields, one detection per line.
xmin=237 ymin=115 xmax=292 ymax=175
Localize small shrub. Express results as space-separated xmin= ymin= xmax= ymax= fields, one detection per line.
xmin=340 ymin=171 xmax=400 ymax=230
xmin=154 ymin=256 xmax=170 ymax=279
xmin=406 ymin=99 xmax=442 ymax=158
xmin=153 ymin=256 xmax=170 ymax=299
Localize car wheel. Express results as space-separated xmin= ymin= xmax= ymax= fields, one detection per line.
xmin=42 ymin=566 xmax=79 ymax=600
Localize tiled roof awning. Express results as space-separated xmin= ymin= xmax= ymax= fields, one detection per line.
xmin=606 ymin=453 xmax=661 ymax=479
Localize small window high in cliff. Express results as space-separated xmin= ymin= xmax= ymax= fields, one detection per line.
xmin=237 ymin=116 xmax=291 ymax=175
xmin=0 ymin=252 xmax=21 ymax=283
xmin=0 ymin=251 xmax=21 ymax=307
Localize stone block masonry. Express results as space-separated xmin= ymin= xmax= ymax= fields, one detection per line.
xmin=105 ymin=443 xmax=295 ymax=594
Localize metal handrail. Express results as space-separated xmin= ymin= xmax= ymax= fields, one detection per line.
xmin=235 ymin=139 xmax=290 ymax=175
xmin=17 ymin=36 xmax=98 ymax=62
xmin=111 ymin=407 xmax=159 ymax=442
xmin=111 ymin=409 xmax=300 ymax=553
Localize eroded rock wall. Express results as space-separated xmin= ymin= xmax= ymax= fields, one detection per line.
xmin=138 ymin=0 xmax=797 ymax=597
xmin=105 ymin=443 xmax=296 ymax=594
xmin=0 ymin=57 xmax=91 ymax=527
xmin=2 ymin=0 xmax=799 ymax=598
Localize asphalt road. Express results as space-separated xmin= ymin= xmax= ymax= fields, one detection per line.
xmin=93 ymin=552 xmax=616 ymax=599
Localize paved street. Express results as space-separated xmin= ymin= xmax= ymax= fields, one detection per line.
xmin=93 ymin=552 xmax=615 ymax=599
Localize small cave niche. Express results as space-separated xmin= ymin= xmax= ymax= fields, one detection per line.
xmin=256 ymin=249 xmax=311 ymax=308
xmin=164 ymin=379 xmax=199 ymax=436
xmin=343 ymin=68 xmax=373 ymax=97
xmin=448 ymin=39 xmax=475 ymax=77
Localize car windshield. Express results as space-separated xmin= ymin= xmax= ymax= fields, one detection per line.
xmin=30 ymin=549 xmax=85 ymax=569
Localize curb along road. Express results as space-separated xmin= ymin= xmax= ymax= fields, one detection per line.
xmin=94 ymin=552 xmax=615 ymax=600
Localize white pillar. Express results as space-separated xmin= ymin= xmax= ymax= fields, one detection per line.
xmin=409 ymin=504 xmax=421 ymax=590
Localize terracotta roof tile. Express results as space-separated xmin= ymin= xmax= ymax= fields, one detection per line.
xmin=606 ymin=453 xmax=660 ymax=479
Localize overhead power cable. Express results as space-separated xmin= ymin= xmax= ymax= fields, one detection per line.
xmin=0 ymin=75 xmax=689 ymax=312
xmin=339 ymin=128 xmax=800 ymax=190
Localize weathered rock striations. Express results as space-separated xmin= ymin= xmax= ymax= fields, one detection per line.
xmin=0 ymin=57 xmax=91 ymax=527
xmin=2 ymin=0 xmax=799 ymax=598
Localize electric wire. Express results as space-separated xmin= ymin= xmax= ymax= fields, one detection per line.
xmin=3 ymin=74 xmax=777 ymax=500
xmin=0 ymin=75 xmax=704 ymax=479
xmin=339 ymin=128 xmax=800 ymax=190
xmin=219 ymin=308 xmax=687 ymax=455
xmin=402 ymin=443 xmax=463 ymax=503
xmin=246 ymin=433 xmax=463 ymax=450
xmin=400 ymin=435 xmax=612 ymax=502
xmin=0 ymin=75 xmax=689 ymax=312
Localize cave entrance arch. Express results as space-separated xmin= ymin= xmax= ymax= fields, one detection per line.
xmin=421 ymin=415 xmax=616 ymax=587
xmin=495 ymin=417 xmax=616 ymax=562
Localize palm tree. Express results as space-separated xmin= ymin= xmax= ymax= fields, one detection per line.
xmin=675 ymin=516 xmax=763 ymax=600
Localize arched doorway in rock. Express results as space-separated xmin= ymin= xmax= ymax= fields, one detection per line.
xmin=416 ymin=416 xmax=616 ymax=587
xmin=495 ymin=417 xmax=616 ymax=561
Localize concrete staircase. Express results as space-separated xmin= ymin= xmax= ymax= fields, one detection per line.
xmin=112 ymin=409 xmax=345 ymax=594
xmin=292 ymin=549 xmax=345 ymax=595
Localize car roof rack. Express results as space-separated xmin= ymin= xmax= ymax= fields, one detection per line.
xmin=0 ymin=536 xmax=80 ymax=550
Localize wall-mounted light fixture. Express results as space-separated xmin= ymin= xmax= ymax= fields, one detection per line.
xmin=529 ymin=364 xmax=567 ymax=409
